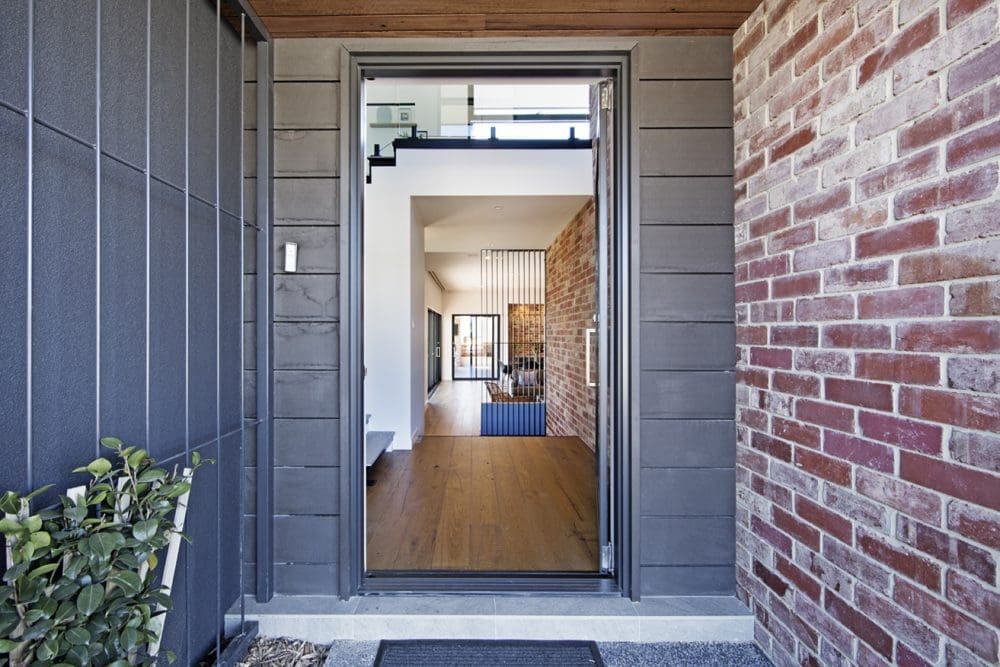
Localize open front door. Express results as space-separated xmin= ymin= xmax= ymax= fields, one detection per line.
xmin=594 ymin=79 xmax=617 ymax=574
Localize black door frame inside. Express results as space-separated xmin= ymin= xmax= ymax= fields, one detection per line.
xmin=428 ymin=308 xmax=442 ymax=392
xmin=451 ymin=313 xmax=500 ymax=381
xmin=341 ymin=49 xmax=635 ymax=599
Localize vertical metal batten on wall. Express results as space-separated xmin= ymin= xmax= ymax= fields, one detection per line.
xmin=94 ymin=0 xmax=102 ymax=457
xmin=25 ymin=0 xmax=34 ymax=493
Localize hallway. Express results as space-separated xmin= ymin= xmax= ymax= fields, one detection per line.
xmin=424 ymin=381 xmax=482 ymax=436
xmin=366 ymin=435 xmax=599 ymax=572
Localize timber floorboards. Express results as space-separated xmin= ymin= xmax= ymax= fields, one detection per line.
xmin=365 ymin=435 xmax=599 ymax=572
xmin=424 ymin=380 xmax=482 ymax=436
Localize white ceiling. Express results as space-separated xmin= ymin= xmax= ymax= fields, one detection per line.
xmin=417 ymin=194 xmax=592 ymax=292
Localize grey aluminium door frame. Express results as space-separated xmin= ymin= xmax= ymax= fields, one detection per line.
xmin=340 ymin=48 xmax=636 ymax=599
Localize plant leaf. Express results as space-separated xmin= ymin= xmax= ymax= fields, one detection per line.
xmin=108 ymin=571 xmax=142 ymax=597
xmin=101 ymin=436 xmax=123 ymax=448
xmin=0 ymin=639 xmax=18 ymax=653
xmin=132 ymin=519 xmax=157 ymax=542
xmin=29 ymin=530 xmax=51 ymax=547
xmin=27 ymin=563 xmax=58 ymax=579
xmin=0 ymin=519 xmax=20 ymax=535
xmin=65 ymin=626 xmax=91 ymax=646
xmin=76 ymin=583 xmax=105 ymax=616
xmin=87 ymin=457 xmax=113 ymax=477
xmin=127 ymin=449 xmax=148 ymax=469
xmin=137 ymin=468 xmax=165 ymax=483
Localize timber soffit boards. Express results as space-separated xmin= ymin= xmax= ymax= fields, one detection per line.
xmin=245 ymin=1 xmax=764 ymax=38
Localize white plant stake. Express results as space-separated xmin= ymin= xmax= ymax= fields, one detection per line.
xmin=147 ymin=467 xmax=193 ymax=658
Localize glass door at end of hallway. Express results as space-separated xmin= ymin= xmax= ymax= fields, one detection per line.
xmin=428 ymin=309 xmax=442 ymax=392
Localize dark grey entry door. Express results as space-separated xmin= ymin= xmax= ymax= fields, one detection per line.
xmin=428 ymin=309 xmax=442 ymax=391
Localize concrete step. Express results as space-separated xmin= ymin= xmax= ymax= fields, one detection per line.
xmin=231 ymin=595 xmax=753 ymax=643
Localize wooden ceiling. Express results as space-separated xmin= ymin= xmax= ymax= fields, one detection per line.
xmin=246 ymin=1 xmax=763 ymax=38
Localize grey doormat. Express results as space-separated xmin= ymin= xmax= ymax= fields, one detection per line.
xmin=374 ymin=639 xmax=604 ymax=666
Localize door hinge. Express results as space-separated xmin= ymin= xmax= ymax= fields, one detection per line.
xmin=600 ymin=84 xmax=613 ymax=111
xmin=600 ymin=544 xmax=614 ymax=572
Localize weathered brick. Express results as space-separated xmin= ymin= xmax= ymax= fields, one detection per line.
xmin=795 ymin=446 xmax=853 ymax=486
xmin=857 ymin=149 xmax=939 ymax=202
xmin=753 ymin=513 xmax=794 ymax=556
xmin=946 ymin=118 xmax=1000 ymax=171
xmin=894 ymin=579 xmax=999 ymax=661
xmin=822 ymin=10 xmax=894 ymax=81
xmin=817 ymin=199 xmax=889 ymax=240
xmin=859 ymin=285 xmax=945 ymax=318
xmin=774 ymin=506 xmax=821 ymax=550
xmin=898 ymin=515 xmax=997 ymax=584
xmin=737 ymin=280 xmax=770 ymax=303
xmin=900 ymin=386 xmax=1000 ymax=432
xmin=946 ymin=569 xmax=1000 ymax=628
xmin=948 ymin=40 xmax=1000 ymax=99
xmin=771 ymin=325 xmax=818 ymax=348
xmin=795 ymin=11 xmax=854 ymax=76
xmin=775 ymin=554 xmax=822 ymax=602
xmin=856 ymin=79 xmax=940 ymax=142
xmin=859 ymin=411 xmax=943 ymax=454
xmin=949 ymin=279 xmax=1000 ymax=316
xmin=825 ymin=484 xmax=890 ymax=531
xmin=897 ymin=320 xmax=1000 ymax=353
xmin=901 ymin=451 xmax=1000 ymax=511
xmin=753 ymin=559 xmax=791 ymax=597
xmin=824 ymin=430 xmax=895 ymax=473
xmin=771 ymin=125 xmax=817 ymax=163
xmin=773 ymin=272 xmax=820 ymax=299
xmin=948 ymin=357 xmax=1000 ymax=393
xmin=793 ymin=238 xmax=852 ymax=271
xmin=768 ymin=223 xmax=816 ymax=254
xmin=773 ymin=416 xmax=821 ymax=447
xmin=894 ymin=164 xmax=998 ymax=219
xmin=825 ymin=378 xmax=893 ymax=411
xmin=949 ymin=429 xmax=1000 ymax=473
xmin=824 ymin=260 xmax=893 ymax=292
xmin=945 ymin=199 xmax=1000 ymax=243
xmin=794 ymin=183 xmax=852 ymax=221
xmin=824 ymin=590 xmax=894 ymax=659
xmin=752 ymin=430 xmax=793 ymax=462
xmin=948 ymin=501 xmax=1000 ymax=550
xmin=947 ymin=0 xmax=993 ymax=27
xmin=856 ymin=585 xmax=941 ymax=661
xmin=899 ymin=238 xmax=1000 ymax=284
xmin=751 ymin=346 xmax=794 ymax=369
xmin=796 ymin=494 xmax=854 ymax=543
xmin=857 ymin=528 xmax=942 ymax=590
xmin=858 ymin=11 xmax=940 ymax=85
xmin=899 ymin=80 xmax=1000 ymax=154
xmin=795 ymin=349 xmax=851 ymax=375
xmin=856 ymin=468 xmax=942 ymax=523
xmin=797 ymin=295 xmax=854 ymax=321
xmin=855 ymin=217 xmax=939 ymax=259
xmin=856 ymin=351 xmax=940 ymax=385
xmin=822 ymin=323 xmax=892 ymax=349
xmin=750 ymin=208 xmax=792 ymax=238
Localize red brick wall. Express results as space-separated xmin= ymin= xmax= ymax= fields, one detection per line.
xmin=733 ymin=1 xmax=1000 ymax=665
xmin=546 ymin=199 xmax=597 ymax=450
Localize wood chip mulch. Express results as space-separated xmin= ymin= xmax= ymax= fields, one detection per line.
xmin=237 ymin=636 xmax=331 ymax=667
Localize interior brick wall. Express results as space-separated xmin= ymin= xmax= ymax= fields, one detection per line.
xmin=732 ymin=1 xmax=1000 ymax=665
xmin=546 ymin=199 xmax=598 ymax=450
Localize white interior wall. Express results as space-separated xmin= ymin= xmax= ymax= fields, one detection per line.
xmin=363 ymin=148 xmax=591 ymax=449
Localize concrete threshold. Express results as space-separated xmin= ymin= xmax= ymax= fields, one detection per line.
xmin=229 ymin=595 xmax=753 ymax=643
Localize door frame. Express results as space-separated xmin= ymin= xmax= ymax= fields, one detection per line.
xmin=427 ymin=308 xmax=442 ymax=392
xmin=451 ymin=313 xmax=500 ymax=381
xmin=339 ymin=44 xmax=638 ymax=599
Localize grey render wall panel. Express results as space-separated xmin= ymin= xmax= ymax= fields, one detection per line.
xmin=639 ymin=129 xmax=735 ymax=176
xmin=274 ymin=419 xmax=340 ymax=467
xmin=244 ymin=274 xmax=257 ymax=322
xmin=244 ymin=179 xmax=258 ymax=224
xmin=0 ymin=109 xmax=27 ymax=495
xmin=639 ymin=565 xmax=735 ymax=596
xmin=244 ymin=370 xmax=257 ymax=420
xmin=640 ymin=517 xmax=735 ymax=565
xmin=639 ymin=226 xmax=735 ymax=273
xmin=274 ymin=82 xmax=341 ymax=129
xmin=275 ymin=515 xmax=339 ymax=563
xmin=274 ymin=371 xmax=340 ymax=418
xmin=274 ymin=179 xmax=339 ymax=225
xmin=99 ymin=157 xmax=146 ymax=446
xmin=639 ymin=420 xmax=736 ymax=468
xmin=274 ymin=130 xmax=340 ymax=177
xmin=639 ymin=274 xmax=735 ymax=322
xmin=220 ymin=216 xmax=243 ymax=433
xmin=220 ymin=27 xmax=243 ymax=216
xmin=274 ymin=275 xmax=339 ymax=321
xmin=149 ymin=181 xmax=187 ymax=460
xmin=243 ymin=129 xmax=257 ymax=177
xmin=639 ymin=468 xmax=736 ymax=517
xmin=0 ymin=1 xmax=27 ymax=109
xmin=275 ymin=323 xmax=340 ymax=370
xmin=638 ymin=81 xmax=734 ymax=128
xmin=220 ymin=432 xmax=243 ymax=608
xmin=274 ymin=467 xmax=340 ymax=515
xmin=188 ymin=0 xmax=218 ymax=203
xmin=100 ymin=0 xmax=146 ymax=166
xmin=188 ymin=197 xmax=219 ymax=446
xmin=636 ymin=36 xmax=734 ymax=79
xmin=274 ymin=226 xmax=340 ymax=273
xmin=275 ymin=563 xmax=339 ymax=595
xmin=639 ymin=322 xmax=735 ymax=370
xmin=33 ymin=1 xmax=96 ymax=142
xmin=187 ymin=440 xmax=221 ymax=663
xmin=639 ymin=177 xmax=734 ymax=224
xmin=149 ymin=0 xmax=187 ymax=186
xmin=639 ymin=371 xmax=735 ymax=419
xmin=31 ymin=126 xmax=96 ymax=503
xmin=274 ymin=39 xmax=341 ymax=82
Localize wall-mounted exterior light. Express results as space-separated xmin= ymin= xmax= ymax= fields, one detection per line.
xmin=283 ymin=242 xmax=298 ymax=273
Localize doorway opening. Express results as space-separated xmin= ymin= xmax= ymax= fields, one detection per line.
xmin=347 ymin=55 xmax=631 ymax=594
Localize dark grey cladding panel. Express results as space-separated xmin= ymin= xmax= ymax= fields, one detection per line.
xmin=187 ymin=440 xmax=220 ymax=662
xmin=639 ymin=420 xmax=736 ymax=468
xmin=243 ymin=422 xmax=257 ymax=466
xmin=100 ymin=0 xmax=146 ymax=166
xmin=638 ymin=81 xmax=734 ymax=128
xmin=32 ymin=126 xmax=96 ymax=502
xmin=242 ymin=514 xmax=256 ymax=563
xmin=0 ymin=1 xmax=28 ymax=109
xmin=274 ymin=226 xmax=339 ymax=274
xmin=275 ymin=515 xmax=339 ymax=563
xmin=639 ymin=177 xmax=734 ymax=225
xmin=244 ymin=274 xmax=256 ymax=322
xmin=99 ymin=157 xmax=146 ymax=445
xmin=274 ymin=467 xmax=339 ymax=515
xmin=275 ymin=322 xmax=340 ymax=370
xmin=639 ymin=322 xmax=736 ymax=370
xmin=274 ymin=178 xmax=339 ymax=226
xmin=34 ymin=1 xmax=96 ymax=142
xmin=188 ymin=198 xmax=218 ymax=446
xmin=187 ymin=0 xmax=217 ymax=203
xmin=639 ymin=226 xmax=735 ymax=274
xmin=220 ymin=215 xmax=243 ymax=433
xmin=275 ymin=563 xmax=338 ymax=595
xmin=158 ymin=530 xmax=189 ymax=665
xmin=640 ymin=468 xmax=736 ymax=516
xmin=640 ymin=371 xmax=735 ymax=419
xmin=219 ymin=25 xmax=243 ymax=216
xmin=639 ymin=129 xmax=735 ymax=177
xmin=219 ymin=432 xmax=243 ymax=610
xmin=244 ymin=224 xmax=258 ymax=274
xmin=640 ymin=517 xmax=735 ymax=565
xmin=274 ymin=419 xmax=340 ymax=467
xmin=637 ymin=36 xmax=734 ymax=79
xmin=274 ymin=275 xmax=339 ymax=321
xmin=243 ymin=466 xmax=256 ymax=512
xmin=242 ymin=563 xmax=257 ymax=594
xmin=150 ymin=0 xmax=186 ymax=185
xmin=274 ymin=371 xmax=339 ymax=418
xmin=243 ymin=178 xmax=257 ymax=224
xmin=244 ymin=370 xmax=257 ymax=420
xmin=0 ymin=109 xmax=27 ymax=495
xmin=245 ymin=323 xmax=257 ymax=371
xmin=640 ymin=566 xmax=736 ymax=596
xmin=639 ymin=274 xmax=735 ymax=322
xmin=149 ymin=180 xmax=187 ymax=460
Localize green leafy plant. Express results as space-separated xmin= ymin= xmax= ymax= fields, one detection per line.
xmin=0 ymin=438 xmax=208 ymax=666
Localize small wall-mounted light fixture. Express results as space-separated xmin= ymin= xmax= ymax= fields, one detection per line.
xmin=283 ymin=242 xmax=298 ymax=273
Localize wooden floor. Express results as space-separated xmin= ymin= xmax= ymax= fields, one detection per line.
xmin=424 ymin=381 xmax=483 ymax=436
xmin=366 ymin=435 xmax=599 ymax=572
